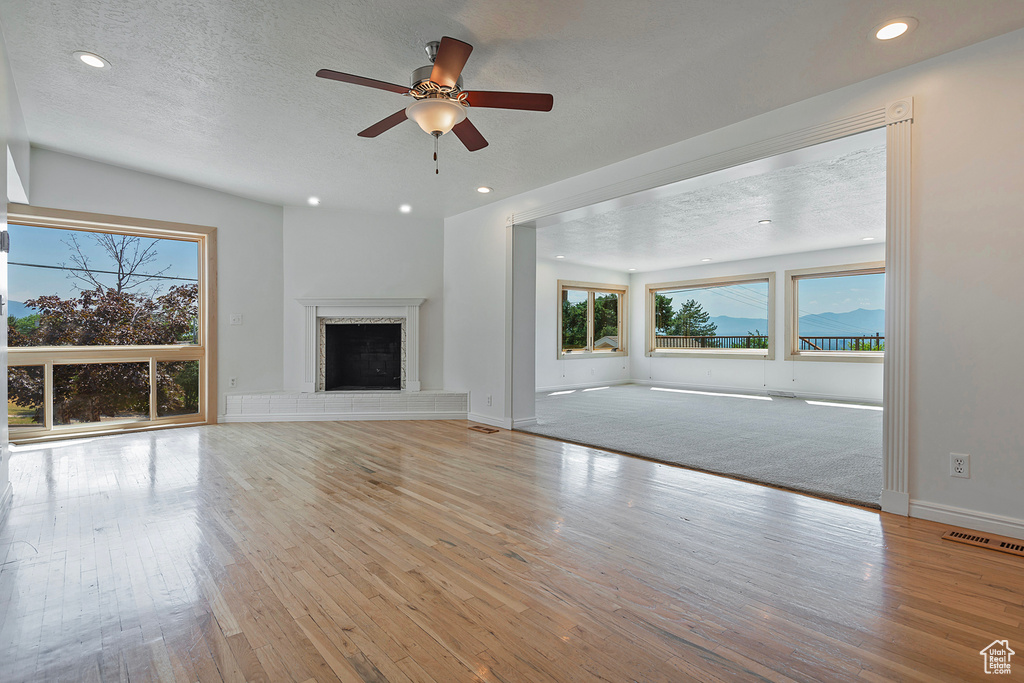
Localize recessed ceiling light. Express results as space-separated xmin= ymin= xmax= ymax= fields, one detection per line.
xmin=628 ymin=268 xmax=637 ymax=272
xmin=73 ymin=51 xmax=109 ymax=69
xmin=700 ymin=258 xmax=713 ymax=262
xmin=307 ymin=196 xmax=321 ymax=206
xmin=862 ymin=236 xmax=876 ymax=241
xmin=874 ymin=18 xmax=917 ymax=41
xmin=399 ymin=204 xmax=412 ymax=213
xmin=476 ymin=186 xmax=492 ymax=194
xmin=758 ymin=219 xmax=772 ymax=225
xmin=555 ymin=255 xmax=565 ymax=259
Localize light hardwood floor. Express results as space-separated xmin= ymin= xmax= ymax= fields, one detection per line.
xmin=0 ymin=420 xmax=1021 ymax=682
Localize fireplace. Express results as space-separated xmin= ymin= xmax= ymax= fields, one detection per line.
xmin=320 ymin=319 xmax=405 ymax=390
xmin=298 ymin=298 xmax=424 ymax=393
xmin=323 ymin=323 xmax=403 ymax=390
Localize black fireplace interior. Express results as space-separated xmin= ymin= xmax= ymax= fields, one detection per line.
xmin=324 ymin=323 xmax=402 ymax=391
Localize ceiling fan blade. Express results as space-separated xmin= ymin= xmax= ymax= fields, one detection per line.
xmin=316 ymin=69 xmax=409 ymax=94
xmin=463 ymin=91 xmax=554 ymax=111
xmin=358 ymin=109 xmax=408 ymax=138
xmin=452 ymin=118 xmax=488 ymax=151
xmin=430 ymin=37 xmax=473 ymax=88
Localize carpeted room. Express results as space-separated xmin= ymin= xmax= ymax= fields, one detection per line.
xmin=529 ymin=131 xmax=887 ymax=507
xmin=522 ymin=384 xmax=883 ymax=506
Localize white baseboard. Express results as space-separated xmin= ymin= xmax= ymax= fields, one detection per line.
xmin=220 ymin=411 xmax=467 ymax=423
xmin=880 ymin=489 xmax=910 ymax=516
xmin=536 ymin=378 xmax=632 ymax=393
xmin=0 ymin=481 xmax=12 ymax=528
xmin=910 ymin=499 xmax=1024 ymax=540
xmin=468 ymin=413 xmax=513 ymax=430
xmin=512 ymin=417 xmax=538 ymax=428
xmin=630 ymin=378 xmax=882 ymax=404
xmin=631 ymin=378 xmax=768 ymax=396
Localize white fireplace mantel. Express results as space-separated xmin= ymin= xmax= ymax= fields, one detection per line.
xmin=298 ymin=298 xmax=424 ymax=392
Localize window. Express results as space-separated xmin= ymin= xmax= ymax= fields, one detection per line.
xmin=558 ymin=280 xmax=627 ymax=358
xmin=646 ymin=272 xmax=775 ymax=358
xmin=785 ymin=262 xmax=884 ymax=362
xmin=6 ymin=204 xmax=216 ymax=441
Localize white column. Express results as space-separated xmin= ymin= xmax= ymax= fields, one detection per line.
xmin=302 ymin=302 xmax=317 ymax=392
xmin=405 ymin=303 xmax=421 ymax=391
xmin=882 ymin=97 xmax=913 ymax=516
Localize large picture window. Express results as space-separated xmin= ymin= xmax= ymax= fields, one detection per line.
xmin=558 ymin=280 xmax=627 ymax=358
xmin=785 ymin=262 xmax=884 ymax=362
xmin=6 ymin=205 xmax=217 ymax=441
xmin=646 ymin=272 xmax=775 ymax=358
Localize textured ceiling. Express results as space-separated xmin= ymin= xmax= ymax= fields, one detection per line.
xmin=537 ymin=130 xmax=886 ymax=272
xmin=2 ymin=1 xmax=1024 ymax=218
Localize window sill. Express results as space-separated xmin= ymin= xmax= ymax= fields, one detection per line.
xmin=786 ymin=351 xmax=884 ymax=363
xmin=647 ymin=349 xmax=773 ymax=360
xmin=559 ymin=351 xmax=627 ymax=360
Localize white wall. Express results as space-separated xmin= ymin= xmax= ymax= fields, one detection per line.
xmin=444 ymin=208 xmax=509 ymax=425
xmin=445 ymin=29 xmax=1024 ymax=536
xmin=27 ymin=149 xmax=285 ymax=415
xmin=536 ymin=259 xmax=631 ymax=392
xmin=282 ymin=207 xmax=445 ymax=391
xmin=630 ymin=244 xmax=885 ymax=402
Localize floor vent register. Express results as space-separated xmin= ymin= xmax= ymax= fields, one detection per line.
xmin=942 ymin=530 xmax=1024 ymax=558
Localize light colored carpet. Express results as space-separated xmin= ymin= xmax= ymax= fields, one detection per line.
xmin=520 ymin=384 xmax=882 ymax=507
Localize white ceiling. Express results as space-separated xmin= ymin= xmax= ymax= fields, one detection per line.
xmin=2 ymin=1 xmax=1024 ymax=218
xmin=537 ymin=129 xmax=887 ymax=272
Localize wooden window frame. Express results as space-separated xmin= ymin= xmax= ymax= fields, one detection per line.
xmin=7 ymin=204 xmax=218 ymax=442
xmin=557 ymin=280 xmax=628 ymax=359
xmin=645 ymin=272 xmax=775 ymax=360
xmin=785 ymin=261 xmax=885 ymax=363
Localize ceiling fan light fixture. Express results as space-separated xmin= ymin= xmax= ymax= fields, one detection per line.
xmin=405 ymin=98 xmax=466 ymax=136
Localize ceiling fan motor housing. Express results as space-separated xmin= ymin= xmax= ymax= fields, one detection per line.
xmin=411 ymin=65 xmax=463 ymax=92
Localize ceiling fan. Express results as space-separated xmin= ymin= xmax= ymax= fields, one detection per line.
xmin=317 ymin=36 xmax=554 ymax=172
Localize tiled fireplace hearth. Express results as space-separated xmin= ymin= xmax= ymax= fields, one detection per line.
xmin=221 ymin=298 xmax=468 ymax=422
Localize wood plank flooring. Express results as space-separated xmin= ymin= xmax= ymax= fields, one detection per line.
xmin=0 ymin=420 xmax=1021 ymax=682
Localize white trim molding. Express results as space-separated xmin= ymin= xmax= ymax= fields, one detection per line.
xmin=882 ymin=97 xmax=913 ymax=516
xmin=297 ymin=298 xmax=424 ymax=393
xmin=910 ymin=499 xmax=1024 ymax=541
xmin=469 ymin=413 xmax=513 ymax=430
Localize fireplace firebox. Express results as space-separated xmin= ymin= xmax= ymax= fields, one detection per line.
xmin=323 ymin=323 xmax=402 ymax=391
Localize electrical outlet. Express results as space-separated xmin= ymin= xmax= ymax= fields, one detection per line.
xmin=229 ymin=313 xmax=243 ymax=326
xmin=229 ymin=377 xmax=237 ymax=389
xmin=590 ymin=368 xmax=595 ymax=375
xmin=950 ymin=453 xmax=970 ymax=479
xmin=706 ymin=369 xmax=712 ymax=377
xmin=486 ymin=394 xmax=492 ymax=406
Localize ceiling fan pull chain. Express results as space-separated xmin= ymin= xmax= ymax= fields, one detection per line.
xmin=434 ymin=132 xmax=440 ymax=174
